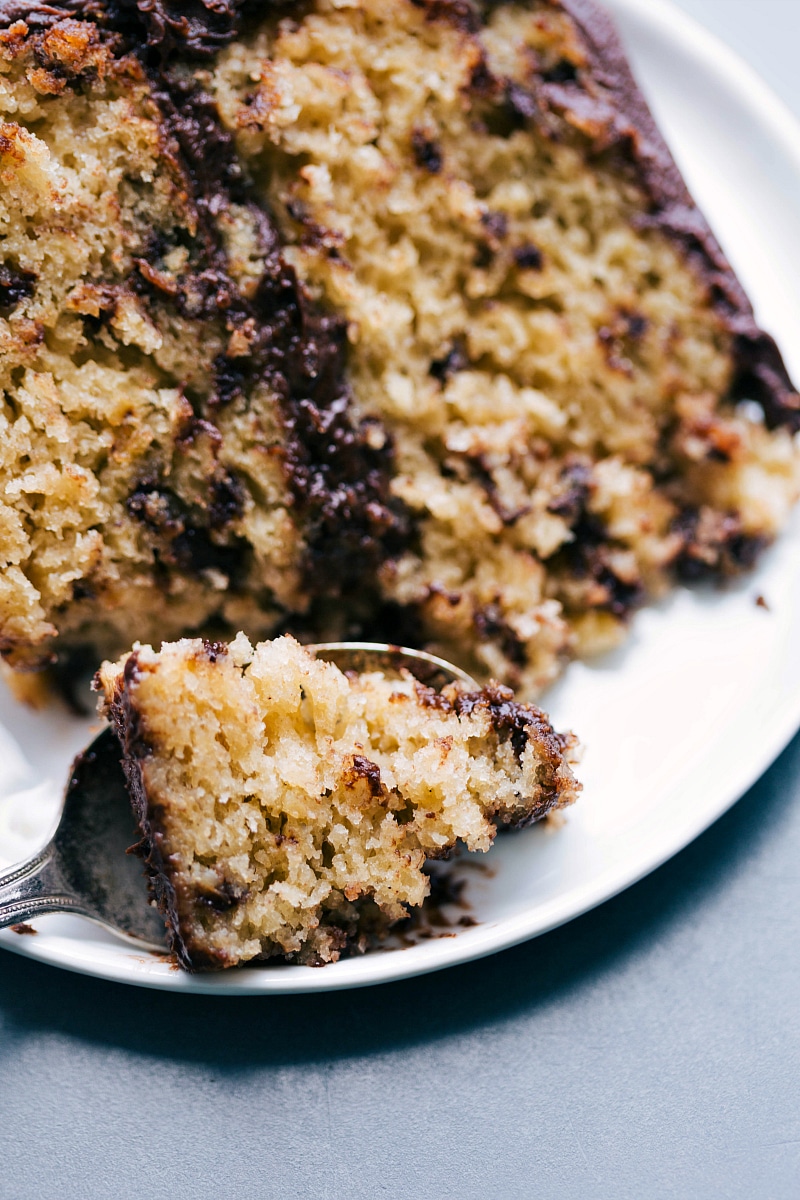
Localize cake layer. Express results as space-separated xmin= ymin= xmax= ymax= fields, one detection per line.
xmin=1 ymin=1 xmax=798 ymax=694
xmin=96 ymin=634 xmax=580 ymax=968
xmin=0 ymin=5 xmax=407 ymax=673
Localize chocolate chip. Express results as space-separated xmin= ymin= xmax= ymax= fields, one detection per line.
xmin=411 ymin=129 xmax=443 ymax=174
xmin=513 ymin=242 xmax=544 ymax=271
xmin=0 ymin=264 xmax=36 ymax=315
xmin=430 ymin=336 xmax=470 ymax=383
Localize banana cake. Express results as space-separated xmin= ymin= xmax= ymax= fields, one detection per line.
xmin=1 ymin=0 xmax=799 ymax=695
xmin=96 ymin=633 xmax=580 ymax=968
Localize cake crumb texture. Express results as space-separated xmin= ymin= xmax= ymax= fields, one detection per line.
xmin=97 ymin=633 xmax=580 ymax=969
xmin=1 ymin=1 xmax=798 ymax=695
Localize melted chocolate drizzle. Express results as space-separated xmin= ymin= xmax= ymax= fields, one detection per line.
xmin=140 ymin=61 xmax=411 ymax=595
xmin=3 ymin=0 xmax=796 ymax=626
xmin=2 ymin=0 xmax=411 ymax=603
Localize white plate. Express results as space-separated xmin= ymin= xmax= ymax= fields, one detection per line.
xmin=2 ymin=0 xmax=800 ymax=994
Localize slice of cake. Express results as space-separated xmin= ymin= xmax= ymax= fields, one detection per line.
xmin=2 ymin=1 xmax=799 ymax=697
xmin=95 ymin=633 xmax=580 ymax=969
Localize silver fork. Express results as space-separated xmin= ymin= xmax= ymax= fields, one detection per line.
xmin=0 ymin=643 xmax=476 ymax=949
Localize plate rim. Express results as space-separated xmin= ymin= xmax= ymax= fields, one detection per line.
xmin=3 ymin=0 xmax=800 ymax=994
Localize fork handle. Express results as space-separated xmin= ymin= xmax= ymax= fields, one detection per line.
xmin=0 ymin=845 xmax=89 ymax=929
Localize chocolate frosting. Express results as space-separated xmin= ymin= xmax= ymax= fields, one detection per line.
xmin=0 ymin=2 xmax=105 ymax=24
xmin=550 ymin=0 xmax=799 ymax=429
xmin=2 ymin=1 xmax=795 ymax=438
xmin=0 ymin=0 xmax=412 ymax=601
xmin=2 ymin=0 xmax=796 ymax=632
xmin=0 ymin=0 xmax=247 ymax=41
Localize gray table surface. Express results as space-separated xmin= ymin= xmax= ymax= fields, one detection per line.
xmin=3 ymin=4 xmax=800 ymax=1198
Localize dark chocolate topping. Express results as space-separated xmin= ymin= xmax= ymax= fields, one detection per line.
xmin=0 ymin=0 xmax=265 ymax=46
xmin=143 ymin=54 xmax=410 ymax=598
xmin=4 ymin=1 xmax=412 ymax=602
xmin=671 ymin=507 xmax=767 ymax=583
xmin=414 ymin=674 xmax=570 ymax=789
xmin=108 ymin=0 xmax=251 ymax=55
xmin=411 ymin=128 xmax=444 ymax=174
xmin=3 ymin=0 xmax=795 ymax=669
xmin=0 ymin=263 xmax=36 ymax=314
xmin=347 ymin=755 xmax=385 ymax=799
xmin=99 ymin=651 xmax=207 ymax=969
xmin=455 ymin=0 xmax=799 ymax=432
xmin=3 ymin=0 xmax=796 ymax=439
xmin=549 ymin=0 xmax=799 ymax=429
xmin=411 ymin=0 xmax=481 ymax=33
xmin=0 ymin=2 xmax=105 ymax=26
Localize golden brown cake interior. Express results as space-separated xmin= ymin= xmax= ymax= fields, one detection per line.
xmin=212 ymin=0 xmax=798 ymax=688
xmin=96 ymin=633 xmax=579 ymax=969
xmin=1 ymin=1 xmax=798 ymax=698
